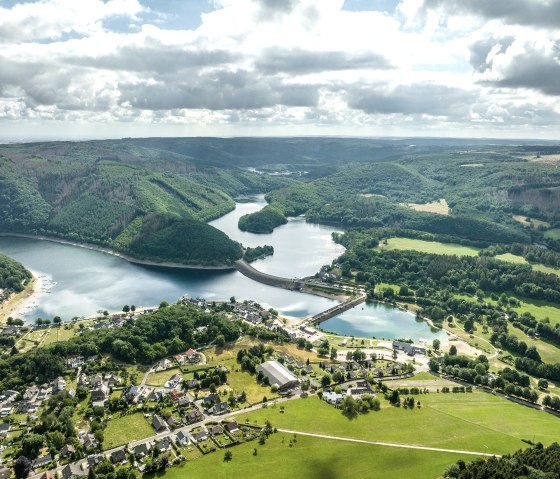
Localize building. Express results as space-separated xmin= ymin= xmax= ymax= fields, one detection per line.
xmin=392 ymin=341 xmax=426 ymax=356
xmin=256 ymin=360 xmax=300 ymax=391
xmin=90 ymin=385 xmax=109 ymax=403
xmin=152 ymin=415 xmax=167 ymax=432
xmin=323 ymin=392 xmax=343 ymax=405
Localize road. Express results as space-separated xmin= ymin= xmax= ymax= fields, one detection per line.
xmin=276 ymin=429 xmax=500 ymax=457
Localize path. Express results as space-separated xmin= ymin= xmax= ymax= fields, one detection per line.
xmin=276 ymin=429 xmax=500 ymax=457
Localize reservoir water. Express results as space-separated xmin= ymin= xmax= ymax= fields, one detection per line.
xmin=0 ymin=195 xmax=341 ymax=321
xmin=319 ymin=301 xmax=447 ymax=343
xmin=0 ymin=194 xmax=445 ymax=342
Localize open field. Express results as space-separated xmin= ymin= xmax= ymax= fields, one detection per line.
xmin=402 ymin=199 xmax=449 ymax=215
xmin=162 ymin=431 xmax=471 ymax=479
xmin=145 ymin=367 xmax=182 ymax=387
xmin=380 ymin=238 xmax=479 ymax=257
xmin=494 ymin=253 xmax=560 ymax=277
xmin=237 ymin=394 xmax=559 ymax=455
xmin=505 ymin=326 xmax=560 ymax=367
xmin=226 ymin=370 xmax=279 ymax=404
xmin=512 ymin=215 xmax=550 ymax=229
xmin=42 ymin=325 xmax=77 ymax=346
xmin=544 ymin=229 xmax=560 ymax=240
xmin=103 ymin=413 xmax=154 ymax=449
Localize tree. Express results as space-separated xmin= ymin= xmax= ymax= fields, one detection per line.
xmin=538 ymin=378 xmax=549 ymax=390
xmin=53 ymin=316 xmax=62 ymax=325
xmin=130 ymin=305 xmax=136 ymax=312
xmin=224 ymin=450 xmax=232 ymax=462
xmin=321 ymin=374 xmax=331 ymax=387
xmin=14 ymin=456 xmax=31 ymax=479
xmin=230 ymin=296 xmax=236 ymax=304
xmin=432 ymin=339 xmax=440 ymax=352
xmin=21 ymin=433 xmax=44 ymax=459
xmin=122 ymin=305 xmax=130 ymax=314
xmin=449 ymin=345 xmax=457 ymax=356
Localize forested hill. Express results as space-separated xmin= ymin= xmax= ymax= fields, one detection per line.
xmin=0 ymin=253 xmax=32 ymax=299
xmin=1 ymin=137 xmax=560 ymax=263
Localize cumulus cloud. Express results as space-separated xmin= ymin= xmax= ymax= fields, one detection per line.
xmin=346 ymin=83 xmax=478 ymax=117
xmin=0 ymin=0 xmax=559 ymax=138
xmin=419 ymin=0 xmax=560 ymax=28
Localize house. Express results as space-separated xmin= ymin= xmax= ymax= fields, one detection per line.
xmin=23 ymin=385 xmax=38 ymax=400
xmin=155 ymin=438 xmax=170 ymax=452
xmin=67 ymin=356 xmax=84 ymax=369
xmin=186 ymin=409 xmax=203 ymax=424
xmin=0 ymin=422 xmax=10 ymax=438
xmin=186 ymin=348 xmax=200 ymax=362
xmin=175 ymin=430 xmax=189 ymax=446
xmin=124 ymin=385 xmax=140 ymax=402
xmin=53 ymin=377 xmax=66 ymax=392
xmin=166 ymin=415 xmax=180 ymax=429
xmin=40 ymin=472 xmax=55 ymax=479
xmin=203 ymin=393 xmax=220 ymax=406
xmin=323 ymin=392 xmax=343 ymax=405
xmin=33 ymin=454 xmax=53 ymax=470
xmin=0 ymin=407 xmax=12 ymax=418
xmin=209 ymin=424 xmax=223 ymax=436
xmin=61 ymin=444 xmax=76 ymax=457
xmin=86 ymin=455 xmax=103 ymax=469
xmin=77 ymin=373 xmax=89 ymax=386
xmin=185 ymin=379 xmax=199 ymax=390
xmin=82 ymin=433 xmax=98 ymax=450
xmin=104 ymin=374 xmax=121 ymax=388
xmin=190 ymin=430 xmax=208 ymax=443
xmin=177 ymin=397 xmax=192 ymax=408
xmin=152 ymin=415 xmax=167 ymax=432
xmin=169 ymin=390 xmax=184 ymax=402
xmin=109 ymin=449 xmax=126 ymax=464
xmin=132 ymin=442 xmax=151 ymax=458
xmin=255 ymin=360 xmax=300 ymax=391
xmin=165 ymin=374 xmax=182 ymax=389
xmin=60 ymin=464 xmax=85 ymax=479
xmin=208 ymin=402 xmax=229 ymax=415
xmin=155 ymin=359 xmax=172 ymax=371
xmin=92 ymin=375 xmax=103 ymax=388
xmin=90 ymin=385 xmax=109 ymax=403
xmin=392 ymin=341 xmax=426 ymax=356
xmin=225 ymin=421 xmax=239 ymax=433
xmin=347 ymin=387 xmax=371 ymax=398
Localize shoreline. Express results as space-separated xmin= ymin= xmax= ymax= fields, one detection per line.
xmin=0 ymin=274 xmax=39 ymax=323
xmin=0 ymin=233 xmax=237 ymax=271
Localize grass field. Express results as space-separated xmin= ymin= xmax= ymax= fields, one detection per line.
xmin=42 ymin=325 xmax=77 ymax=346
xmin=103 ymin=413 xmax=154 ymax=449
xmin=512 ymin=215 xmax=550 ymax=229
xmin=226 ymin=370 xmax=279 ymax=404
xmin=145 ymin=367 xmax=182 ymax=387
xmin=494 ymin=253 xmax=560 ymax=277
xmin=403 ymin=199 xmax=449 ymax=215
xmin=544 ymin=229 xmax=560 ymax=240
xmin=237 ymin=394 xmax=559 ymax=455
xmin=380 ymin=238 xmax=479 ymax=257
xmin=162 ymin=432 xmax=470 ymax=479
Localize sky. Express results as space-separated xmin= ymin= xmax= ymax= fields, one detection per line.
xmin=1 ymin=0 xmax=559 ymax=140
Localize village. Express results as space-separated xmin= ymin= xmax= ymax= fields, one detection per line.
xmin=0 ymin=297 xmax=433 ymax=479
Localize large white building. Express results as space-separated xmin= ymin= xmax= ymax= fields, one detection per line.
xmin=256 ymin=360 xmax=300 ymax=391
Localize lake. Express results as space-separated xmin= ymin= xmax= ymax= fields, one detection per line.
xmin=319 ymin=301 xmax=447 ymax=343
xmin=0 ymin=195 xmax=341 ymax=321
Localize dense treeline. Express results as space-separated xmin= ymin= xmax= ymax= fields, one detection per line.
xmin=443 ymin=443 xmax=560 ymax=479
xmin=338 ymin=245 xmax=560 ymax=304
xmin=243 ymin=245 xmax=274 ymax=262
xmin=0 ymin=253 xmax=32 ymax=293
xmin=0 ymin=304 xmax=242 ymax=390
xmin=238 ymin=205 xmax=287 ymax=233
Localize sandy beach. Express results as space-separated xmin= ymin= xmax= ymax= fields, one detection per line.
xmin=0 ymin=273 xmax=41 ymax=323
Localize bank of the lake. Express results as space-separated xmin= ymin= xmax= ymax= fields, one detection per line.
xmin=0 ymin=274 xmax=37 ymax=323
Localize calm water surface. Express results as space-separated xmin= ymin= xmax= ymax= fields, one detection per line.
xmin=0 ymin=195 xmax=341 ymax=321
xmin=319 ymin=301 xmax=448 ymax=343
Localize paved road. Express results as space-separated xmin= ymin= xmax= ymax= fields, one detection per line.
xmin=276 ymin=429 xmax=500 ymax=457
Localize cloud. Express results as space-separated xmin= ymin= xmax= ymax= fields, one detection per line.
xmin=119 ymin=70 xmax=319 ymax=110
xmin=346 ymin=83 xmax=477 ymax=117
xmin=256 ymin=48 xmax=392 ymax=74
xmin=472 ymin=37 xmax=560 ymax=96
xmin=419 ymin=0 xmax=560 ymax=28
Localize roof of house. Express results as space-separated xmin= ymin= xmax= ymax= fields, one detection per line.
xmin=256 ymin=360 xmax=299 ymax=389
xmin=152 ymin=415 xmax=167 ymax=431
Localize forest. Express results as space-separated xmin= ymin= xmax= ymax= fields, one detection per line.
xmin=0 ymin=253 xmax=32 ymax=294
xmin=0 ymin=303 xmax=243 ymax=391
xmin=443 ymin=442 xmax=560 ymax=478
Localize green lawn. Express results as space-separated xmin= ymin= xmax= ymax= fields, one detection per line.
xmin=494 ymin=253 xmax=560 ymax=277
xmin=544 ymin=229 xmax=560 ymax=240
xmin=103 ymin=413 xmax=154 ymax=449
xmin=504 ymin=326 xmax=560 ymax=365
xmin=158 ymin=432 xmax=471 ymax=479
xmin=41 ymin=326 xmax=77 ymax=346
xmin=236 ymin=394 xmax=559 ymax=455
xmin=145 ymin=367 xmax=182 ymax=387
xmin=380 ymin=238 xmax=480 ymax=257
xmin=226 ymin=370 xmax=279 ymax=404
